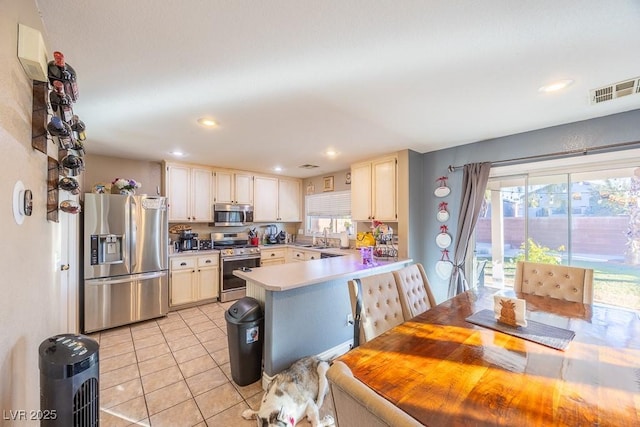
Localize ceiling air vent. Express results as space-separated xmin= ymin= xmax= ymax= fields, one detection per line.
xmin=298 ymin=164 xmax=319 ymax=169
xmin=590 ymin=76 xmax=640 ymax=105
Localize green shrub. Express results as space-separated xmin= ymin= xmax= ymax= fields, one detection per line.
xmin=514 ymin=239 xmax=562 ymax=264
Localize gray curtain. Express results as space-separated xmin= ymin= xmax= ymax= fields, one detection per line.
xmin=448 ymin=162 xmax=491 ymax=298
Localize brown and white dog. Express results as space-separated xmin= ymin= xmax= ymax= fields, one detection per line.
xmin=242 ymin=356 xmax=334 ymax=427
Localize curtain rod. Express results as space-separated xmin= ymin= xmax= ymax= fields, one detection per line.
xmin=447 ymin=139 xmax=640 ymax=173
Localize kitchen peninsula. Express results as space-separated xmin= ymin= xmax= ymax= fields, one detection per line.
xmin=233 ymin=250 xmax=412 ymax=387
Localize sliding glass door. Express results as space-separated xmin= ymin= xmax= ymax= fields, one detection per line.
xmin=473 ymin=166 xmax=640 ymax=310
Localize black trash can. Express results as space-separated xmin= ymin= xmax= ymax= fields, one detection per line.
xmin=225 ymin=297 xmax=264 ymax=386
xmin=39 ymin=334 xmax=99 ymax=426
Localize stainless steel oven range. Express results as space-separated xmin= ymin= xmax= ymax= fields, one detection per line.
xmin=212 ymin=232 xmax=261 ymax=302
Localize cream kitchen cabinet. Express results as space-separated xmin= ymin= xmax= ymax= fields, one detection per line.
xmin=287 ymin=247 xmax=306 ymax=262
xmin=214 ymin=170 xmax=253 ymax=204
xmin=286 ymin=247 xmax=320 ymax=262
xmin=169 ymin=254 xmax=219 ymax=308
xmin=278 ymin=178 xmax=302 ymax=221
xmin=304 ymin=250 xmax=320 ymax=261
xmin=351 ymin=155 xmax=397 ymax=222
xmin=254 ymin=176 xmax=301 ymax=222
xmin=260 ymin=247 xmax=286 ymax=266
xmin=164 ymin=163 xmax=213 ymax=222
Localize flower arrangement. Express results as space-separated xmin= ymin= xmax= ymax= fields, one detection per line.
xmin=371 ymin=220 xmax=392 ymax=242
xmin=111 ymin=178 xmax=141 ymax=194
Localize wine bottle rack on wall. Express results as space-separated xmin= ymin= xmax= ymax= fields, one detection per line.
xmin=31 ymin=81 xmax=49 ymax=154
xmin=31 ymin=52 xmax=83 ymax=223
xmin=47 ymin=156 xmax=59 ymax=222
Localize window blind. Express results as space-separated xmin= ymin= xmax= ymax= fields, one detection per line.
xmin=306 ymin=190 xmax=351 ymax=217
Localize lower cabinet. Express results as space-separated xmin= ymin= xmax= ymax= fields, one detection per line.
xmin=286 ymin=247 xmax=320 ymax=262
xmin=261 ymin=247 xmax=286 ymax=266
xmin=170 ymin=254 xmax=219 ymax=308
xmin=287 ymin=248 xmax=306 ymax=262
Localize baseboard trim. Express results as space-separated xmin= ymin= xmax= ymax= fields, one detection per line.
xmin=260 ymin=340 xmax=354 ymax=390
xmin=316 ymin=339 xmax=353 ymax=362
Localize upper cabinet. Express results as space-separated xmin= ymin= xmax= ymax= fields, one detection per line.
xmin=164 ymin=163 xmax=213 ymax=222
xmin=214 ymin=170 xmax=253 ymax=205
xmin=351 ymin=155 xmax=397 ymax=222
xmin=254 ymin=176 xmax=278 ymax=221
xmin=254 ymin=176 xmax=301 ymax=222
xmin=278 ymin=178 xmax=302 ymax=221
xmin=164 ymin=161 xmax=302 ymax=224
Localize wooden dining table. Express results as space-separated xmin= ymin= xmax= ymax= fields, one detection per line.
xmin=336 ymin=287 xmax=640 ymax=426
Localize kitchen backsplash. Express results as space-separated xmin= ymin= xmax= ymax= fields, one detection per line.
xmin=168 ymin=222 xmax=299 ymax=242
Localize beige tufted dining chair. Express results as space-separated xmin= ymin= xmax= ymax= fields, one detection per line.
xmin=348 ymin=272 xmax=405 ymax=345
xmin=393 ymin=263 xmax=437 ymax=319
xmin=514 ymin=261 xmax=594 ymax=304
xmin=327 ymin=361 xmax=423 ymax=427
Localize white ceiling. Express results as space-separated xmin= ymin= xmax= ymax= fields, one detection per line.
xmin=36 ymin=0 xmax=640 ymax=178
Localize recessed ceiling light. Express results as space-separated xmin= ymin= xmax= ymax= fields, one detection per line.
xmin=326 ymin=149 xmax=337 ymax=157
xmin=274 ymin=166 xmax=283 ymax=172
xmin=197 ymin=117 xmax=218 ymax=127
xmin=538 ymin=79 xmax=574 ymax=93
xmin=169 ymin=151 xmax=185 ymax=157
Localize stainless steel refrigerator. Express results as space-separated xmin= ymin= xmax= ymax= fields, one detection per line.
xmin=83 ymin=193 xmax=168 ymax=333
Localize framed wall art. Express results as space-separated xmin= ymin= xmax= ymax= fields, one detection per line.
xmin=323 ymin=176 xmax=334 ymax=192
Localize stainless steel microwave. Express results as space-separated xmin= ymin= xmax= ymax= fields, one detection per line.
xmin=213 ymin=203 xmax=253 ymax=226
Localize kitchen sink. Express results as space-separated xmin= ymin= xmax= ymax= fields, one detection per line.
xmin=293 ymin=243 xmax=332 ymax=249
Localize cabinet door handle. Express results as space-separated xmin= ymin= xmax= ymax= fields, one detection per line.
xmin=271 ymin=253 xmax=275 ymax=257
xmin=180 ymin=262 xmax=187 ymax=266
xmin=205 ymin=260 xmax=212 ymax=263
xmin=60 ymin=264 xmax=70 ymax=271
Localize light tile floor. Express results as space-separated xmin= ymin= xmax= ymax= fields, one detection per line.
xmin=90 ymin=301 xmax=334 ymax=426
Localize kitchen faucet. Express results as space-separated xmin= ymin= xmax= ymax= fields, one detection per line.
xmin=322 ymin=227 xmax=328 ymax=246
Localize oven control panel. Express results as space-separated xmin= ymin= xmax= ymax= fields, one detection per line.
xmin=221 ymin=247 xmax=261 ymax=257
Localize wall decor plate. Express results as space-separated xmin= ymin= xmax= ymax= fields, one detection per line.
xmin=436 ymin=232 xmax=452 ymax=248
xmin=435 ymin=260 xmax=453 ymax=279
xmin=437 ymin=209 xmax=449 ymax=222
xmin=434 ymin=186 xmax=450 ymax=197
xmin=435 ymin=176 xmax=450 ymax=197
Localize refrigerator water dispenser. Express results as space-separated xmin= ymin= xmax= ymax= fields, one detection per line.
xmin=90 ymin=234 xmax=124 ymax=265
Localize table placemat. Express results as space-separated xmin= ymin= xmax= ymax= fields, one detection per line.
xmin=465 ymin=309 xmax=575 ymax=351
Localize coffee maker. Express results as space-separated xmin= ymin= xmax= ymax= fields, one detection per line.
xmin=178 ymin=230 xmax=199 ymax=251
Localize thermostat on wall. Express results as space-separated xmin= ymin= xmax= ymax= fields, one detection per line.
xmin=13 ymin=181 xmax=32 ymax=224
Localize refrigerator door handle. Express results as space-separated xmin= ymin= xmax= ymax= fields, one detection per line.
xmin=85 ymin=271 xmax=166 ymax=286
xmin=129 ymin=195 xmax=137 ymax=271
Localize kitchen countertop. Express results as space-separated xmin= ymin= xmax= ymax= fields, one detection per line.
xmin=234 ymin=251 xmax=411 ymax=292
xmin=169 ymin=249 xmax=220 ymax=257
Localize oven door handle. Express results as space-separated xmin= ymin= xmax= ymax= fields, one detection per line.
xmin=223 ymin=255 xmax=261 ymax=263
